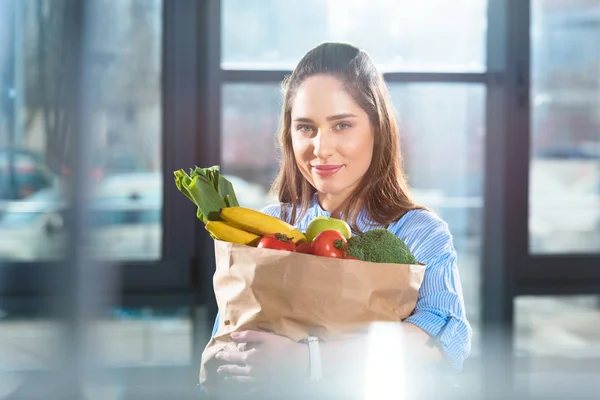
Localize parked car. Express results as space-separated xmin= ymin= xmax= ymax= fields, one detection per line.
xmin=0 ymin=187 xmax=65 ymax=260
xmin=0 ymin=148 xmax=55 ymax=202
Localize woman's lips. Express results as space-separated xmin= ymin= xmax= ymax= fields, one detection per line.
xmin=312 ymin=165 xmax=343 ymax=177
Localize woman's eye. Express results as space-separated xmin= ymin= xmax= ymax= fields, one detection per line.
xmin=335 ymin=122 xmax=352 ymax=131
xmin=296 ymin=125 xmax=314 ymax=133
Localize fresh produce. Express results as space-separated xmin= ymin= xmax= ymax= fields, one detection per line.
xmin=174 ymin=165 xmax=308 ymax=250
xmin=311 ymin=230 xmax=348 ymax=259
xmin=178 ymin=166 xmax=426 ymax=261
xmin=205 ymin=221 xmax=260 ymax=246
xmin=220 ymin=206 xmax=307 ymax=244
xmin=294 ymin=242 xmax=313 ymax=255
xmin=347 ymin=229 xmax=417 ymax=264
xmin=174 ymin=166 xmax=238 ymax=223
xmin=305 ymin=216 xmax=352 ymax=242
xmin=257 ymin=233 xmax=296 ymax=251
xmin=175 ymin=166 xmax=420 ymax=263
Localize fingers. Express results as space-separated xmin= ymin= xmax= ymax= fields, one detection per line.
xmin=216 ymin=348 xmax=255 ymax=364
xmin=224 ymin=375 xmax=256 ymax=384
xmin=217 ymin=363 xmax=258 ymax=386
xmin=230 ymin=330 xmax=267 ymax=343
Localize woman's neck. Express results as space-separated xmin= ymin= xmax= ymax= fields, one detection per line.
xmin=317 ymin=191 xmax=353 ymax=219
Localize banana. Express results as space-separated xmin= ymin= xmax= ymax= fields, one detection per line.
xmin=205 ymin=221 xmax=260 ymax=246
xmin=219 ymin=206 xmax=307 ymax=243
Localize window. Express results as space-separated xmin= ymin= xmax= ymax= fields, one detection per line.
xmin=514 ymin=295 xmax=600 ymax=397
xmin=529 ymin=0 xmax=600 ymax=254
xmin=221 ymin=84 xmax=281 ymax=210
xmin=222 ymin=0 xmax=488 ymax=72
xmin=0 ymin=316 xmax=59 ymax=376
xmin=93 ymin=308 xmax=192 ymax=367
xmin=0 ymin=0 xmax=163 ymax=262
xmin=0 ymin=1 xmax=202 ymax=389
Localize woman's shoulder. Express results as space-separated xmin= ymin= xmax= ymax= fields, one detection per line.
xmin=261 ymin=203 xmax=284 ymax=218
xmin=387 ymin=208 xmax=456 ymax=261
xmin=260 ymin=202 xmax=302 ymax=223
xmin=390 ymin=208 xmax=448 ymax=232
xmin=261 ymin=199 xmax=320 ymax=227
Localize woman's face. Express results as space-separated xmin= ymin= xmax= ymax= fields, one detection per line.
xmin=290 ymin=75 xmax=374 ymax=199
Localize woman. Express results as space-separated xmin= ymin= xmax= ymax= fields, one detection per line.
xmin=211 ymin=42 xmax=471 ymax=391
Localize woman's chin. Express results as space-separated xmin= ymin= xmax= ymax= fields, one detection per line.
xmin=312 ymin=183 xmax=343 ymax=196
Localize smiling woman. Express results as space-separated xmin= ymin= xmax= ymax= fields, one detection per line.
xmin=272 ymin=43 xmax=423 ymax=231
xmin=208 ymin=42 xmax=471 ymax=396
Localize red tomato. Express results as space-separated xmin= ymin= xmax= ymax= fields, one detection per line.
xmin=311 ymin=230 xmax=348 ymax=258
xmin=295 ymin=242 xmax=313 ymax=255
xmin=257 ymin=233 xmax=296 ymax=252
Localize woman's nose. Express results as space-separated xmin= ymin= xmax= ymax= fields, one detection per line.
xmin=313 ymin=129 xmax=335 ymax=159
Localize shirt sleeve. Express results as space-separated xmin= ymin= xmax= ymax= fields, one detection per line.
xmin=211 ymin=312 xmax=220 ymax=337
xmin=395 ymin=213 xmax=472 ymax=371
xmin=403 ymin=251 xmax=471 ymax=370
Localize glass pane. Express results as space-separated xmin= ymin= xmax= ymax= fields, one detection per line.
xmin=0 ymin=314 xmax=60 ymax=397
xmin=389 ymin=84 xmax=486 ymax=356
xmin=0 ymin=308 xmax=195 ymax=397
xmin=514 ymin=295 xmax=600 ymax=397
xmin=221 ymin=0 xmax=488 ymax=72
xmin=0 ymin=316 xmax=59 ymax=369
xmin=93 ymin=308 xmax=192 ymax=367
xmin=0 ymin=0 xmax=163 ymax=262
xmin=529 ymin=0 xmax=600 ymax=254
xmin=221 ymin=83 xmax=486 ymax=354
xmin=221 ymin=84 xmax=280 ymax=210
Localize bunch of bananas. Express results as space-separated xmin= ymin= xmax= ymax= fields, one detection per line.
xmin=174 ymin=165 xmax=306 ymax=246
xmin=206 ymin=207 xmax=306 ymax=246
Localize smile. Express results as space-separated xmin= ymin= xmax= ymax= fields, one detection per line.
xmin=312 ymin=165 xmax=343 ymax=177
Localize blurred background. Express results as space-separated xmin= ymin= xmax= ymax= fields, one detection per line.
xmin=0 ymin=0 xmax=599 ymax=399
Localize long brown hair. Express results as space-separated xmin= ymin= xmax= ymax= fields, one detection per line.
xmin=271 ymin=42 xmax=424 ymax=232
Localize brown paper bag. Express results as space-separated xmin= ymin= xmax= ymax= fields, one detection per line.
xmin=199 ymin=239 xmax=426 ymax=390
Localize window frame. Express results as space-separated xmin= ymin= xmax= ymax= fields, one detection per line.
xmin=488 ymin=0 xmax=600 ymax=294
xmin=483 ymin=0 xmax=600 ymax=396
xmin=0 ymin=0 xmax=208 ymax=311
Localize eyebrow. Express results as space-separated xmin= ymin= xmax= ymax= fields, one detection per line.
xmin=293 ymin=113 xmax=358 ymax=123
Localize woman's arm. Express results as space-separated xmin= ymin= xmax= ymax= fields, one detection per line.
xmin=215 ymin=210 xmax=471 ymax=384
xmin=401 ymin=251 xmax=471 ymax=371
xmin=213 ymin=322 xmax=445 ymax=400
xmin=389 ymin=212 xmax=472 ymax=371
xmin=216 ymin=253 xmax=470 ymax=384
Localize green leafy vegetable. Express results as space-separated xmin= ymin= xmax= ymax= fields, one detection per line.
xmin=173 ymin=165 xmax=239 ymax=223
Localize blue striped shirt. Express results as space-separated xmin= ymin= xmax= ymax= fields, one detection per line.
xmin=211 ymin=197 xmax=472 ymax=371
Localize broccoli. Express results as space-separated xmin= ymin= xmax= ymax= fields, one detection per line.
xmin=347 ymin=229 xmax=418 ymax=264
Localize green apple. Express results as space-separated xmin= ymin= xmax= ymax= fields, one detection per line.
xmin=305 ymin=216 xmax=352 ymax=242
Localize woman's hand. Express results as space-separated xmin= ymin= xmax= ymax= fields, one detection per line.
xmin=215 ymin=330 xmax=308 ymax=385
